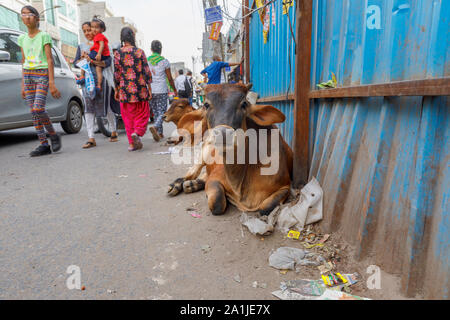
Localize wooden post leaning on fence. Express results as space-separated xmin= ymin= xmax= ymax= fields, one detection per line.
xmin=244 ymin=0 xmax=250 ymax=84
xmin=293 ymin=0 xmax=313 ymax=188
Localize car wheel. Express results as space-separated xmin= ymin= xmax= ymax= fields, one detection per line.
xmin=61 ymin=100 xmax=83 ymax=134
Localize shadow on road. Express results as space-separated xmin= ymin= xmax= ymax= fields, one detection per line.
xmin=0 ymin=129 xmax=38 ymax=148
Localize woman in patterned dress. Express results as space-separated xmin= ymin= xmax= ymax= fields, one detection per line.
xmin=113 ymin=27 xmax=152 ymax=151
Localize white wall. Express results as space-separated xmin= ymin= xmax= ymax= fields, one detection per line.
xmin=0 ymin=0 xmax=32 ymax=13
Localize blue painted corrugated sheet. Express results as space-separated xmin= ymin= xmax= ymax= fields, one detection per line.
xmin=249 ymin=0 xmax=296 ymax=146
xmin=310 ymin=0 xmax=449 ymax=299
xmin=249 ymin=0 xmax=449 ymax=299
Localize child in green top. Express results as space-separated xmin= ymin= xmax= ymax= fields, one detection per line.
xmin=18 ymin=5 xmax=62 ymax=157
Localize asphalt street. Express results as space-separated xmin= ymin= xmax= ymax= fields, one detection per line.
xmin=0 ymin=122 xmax=290 ymax=300
xmin=0 ymin=123 xmax=407 ymax=300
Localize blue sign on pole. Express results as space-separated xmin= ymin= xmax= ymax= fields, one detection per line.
xmin=205 ymin=5 xmax=223 ymax=25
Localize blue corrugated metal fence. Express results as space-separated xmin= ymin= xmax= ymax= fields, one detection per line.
xmin=249 ymin=0 xmax=449 ymax=299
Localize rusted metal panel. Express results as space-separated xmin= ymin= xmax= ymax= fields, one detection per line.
xmin=248 ymin=0 xmax=297 ymax=153
xmin=309 ymin=0 xmax=450 ymax=299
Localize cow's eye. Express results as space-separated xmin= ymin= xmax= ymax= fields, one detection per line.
xmin=204 ymin=102 xmax=211 ymax=109
xmin=241 ymin=101 xmax=248 ymax=109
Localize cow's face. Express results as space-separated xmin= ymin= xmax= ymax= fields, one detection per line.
xmin=164 ymin=99 xmax=194 ymax=125
xmin=202 ymin=84 xmax=286 ymax=147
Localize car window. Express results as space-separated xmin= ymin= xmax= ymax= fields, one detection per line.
xmin=51 ymin=48 xmax=61 ymax=68
xmin=0 ymin=33 xmax=22 ymax=63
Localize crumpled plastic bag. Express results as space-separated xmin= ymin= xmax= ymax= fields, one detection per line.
xmin=269 ymin=247 xmax=325 ymax=271
xmin=277 ymin=177 xmax=323 ymax=233
xmin=240 ymin=206 xmax=280 ymax=236
xmin=76 ymin=59 xmax=96 ymax=99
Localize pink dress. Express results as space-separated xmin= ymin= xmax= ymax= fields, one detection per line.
xmin=114 ymin=46 xmax=152 ymax=144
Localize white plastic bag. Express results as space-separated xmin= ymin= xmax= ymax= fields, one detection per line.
xmin=277 ymin=177 xmax=323 ymax=233
xmin=76 ymin=59 xmax=96 ymax=99
xmin=268 ymin=247 xmax=325 ymax=271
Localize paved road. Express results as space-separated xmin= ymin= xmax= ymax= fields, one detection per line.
xmin=0 ymin=124 xmax=407 ymax=300
xmin=0 ymin=123 xmax=289 ymax=300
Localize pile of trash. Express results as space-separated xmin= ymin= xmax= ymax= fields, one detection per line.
xmin=240 ymin=177 xmax=324 ymax=236
xmin=272 ymin=273 xmax=370 ymax=300
xmin=238 ymin=177 xmax=372 ymax=300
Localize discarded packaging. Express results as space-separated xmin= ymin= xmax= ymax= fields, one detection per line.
xmin=277 ymin=177 xmax=323 ymax=233
xmin=269 ymin=247 xmax=325 ymax=271
xmin=287 ymin=230 xmax=301 ymax=240
xmin=153 ymin=147 xmax=177 ymax=155
xmin=318 ymin=261 xmax=334 ymax=274
xmin=273 ymin=272 xmax=367 ymax=300
xmin=240 ymin=206 xmax=280 ymax=236
xmin=272 ymin=289 xmax=370 ymax=300
xmin=301 ymin=242 xmax=324 ymax=249
xmin=281 ymin=279 xmax=326 ymax=297
xmin=319 ymin=234 xmax=331 ymax=243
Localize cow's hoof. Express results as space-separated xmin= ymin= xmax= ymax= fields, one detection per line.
xmin=183 ymin=179 xmax=206 ymax=194
xmin=168 ymin=178 xmax=185 ymax=197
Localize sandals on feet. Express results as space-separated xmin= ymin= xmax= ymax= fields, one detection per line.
xmin=83 ymin=141 xmax=96 ymax=149
xmin=131 ymin=133 xmax=143 ymax=150
xmin=109 ymin=134 xmax=119 ymax=142
xmin=149 ymin=126 xmax=161 ymax=142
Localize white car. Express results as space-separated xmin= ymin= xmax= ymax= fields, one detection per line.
xmin=0 ymin=28 xmax=84 ymax=134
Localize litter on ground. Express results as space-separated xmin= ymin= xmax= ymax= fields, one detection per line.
xmin=240 ymin=177 xmax=324 ymax=236
xmin=272 ymin=272 xmax=369 ymax=300
xmin=268 ymin=247 xmax=325 ymax=271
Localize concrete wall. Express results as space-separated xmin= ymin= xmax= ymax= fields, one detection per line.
xmin=78 ymin=1 xmax=144 ymax=50
xmin=1 ymin=0 xmax=32 ymax=13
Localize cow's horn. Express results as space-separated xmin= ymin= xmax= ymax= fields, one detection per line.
xmin=246 ymin=83 xmax=253 ymax=91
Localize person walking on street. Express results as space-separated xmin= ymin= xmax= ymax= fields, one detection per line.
xmin=175 ymin=69 xmax=190 ymax=99
xmin=147 ymin=40 xmax=177 ymax=142
xmin=74 ymin=21 xmax=118 ymax=149
xmin=186 ymin=70 xmax=194 ymax=105
xmin=114 ymin=27 xmax=152 ymax=152
xmin=18 ymin=5 xmax=62 ymax=157
xmin=200 ymin=55 xmax=244 ymax=85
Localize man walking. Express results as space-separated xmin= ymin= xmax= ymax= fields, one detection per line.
xmin=175 ymin=69 xmax=189 ymax=99
xmin=186 ymin=70 xmax=194 ymax=105
xmin=200 ymin=56 xmax=244 ymax=85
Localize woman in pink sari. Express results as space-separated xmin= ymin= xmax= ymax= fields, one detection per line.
xmin=114 ymin=27 xmax=152 ymax=151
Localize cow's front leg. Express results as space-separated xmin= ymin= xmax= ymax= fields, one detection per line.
xmin=206 ymin=180 xmax=227 ymax=216
xmin=168 ymin=163 xmax=205 ymax=197
xmin=168 ymin=178 xmax=186 ymax=197
xmin=183 ymin=171 xmax=207 ymax=194
xmin=258 ymin=187 xmax=290 ymax=216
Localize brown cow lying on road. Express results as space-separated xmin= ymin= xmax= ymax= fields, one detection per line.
xmin=163 ymin=99 xmax=194 ymax=126
xmin=163 ymin=99 xmax=207 ymax=146
xmin=168 ymin=83 xmax=293 ymax=216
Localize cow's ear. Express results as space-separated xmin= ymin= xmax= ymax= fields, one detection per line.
xmin=247 ymin=104 xmax=285 ymax=126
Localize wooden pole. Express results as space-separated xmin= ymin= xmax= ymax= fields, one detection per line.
xmin=293 ymin=0 xmax=313 ymax=187
xmin=244 ymin=0 xmax=250 ymax=83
